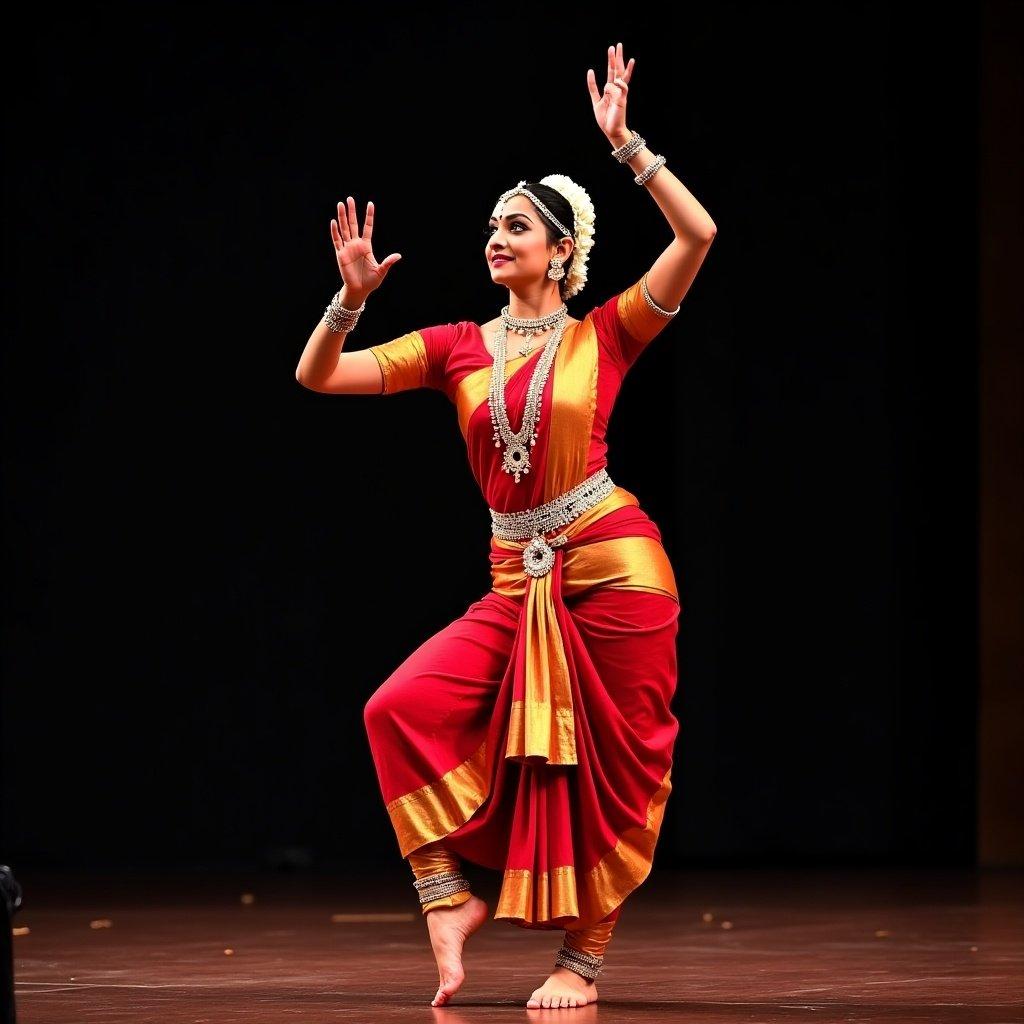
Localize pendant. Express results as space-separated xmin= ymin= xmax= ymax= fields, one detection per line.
xmin=523 ymin=535 xmax=555 ymax=577
xmin=522 ymin=531 xmax=569 ymax=578
xmin=516 ymin=327 xmax=546 ymax=357
xmin=502 ymin=440 xmax=532 ymax=482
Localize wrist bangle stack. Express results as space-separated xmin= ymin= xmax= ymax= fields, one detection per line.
xmin=611 ymin=130 xmax=645 ymax=163
xmin=634 ymin=154 xmax=666 ymax=186
xmin=610 ymin=130 xmax=668 ymax=187
xmin=323 ymin=289 xmax=366 ymax=334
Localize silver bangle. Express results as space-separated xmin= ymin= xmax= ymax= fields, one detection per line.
xmin=641 ymin=272 xmax=680 ymax=317
xmin=634 ymin=154 xmax=666 ymax=186
xmin=611 ymin=129 xmax=645 ymax=164
xmin=323 ymin=289 xmax=366 ymax=334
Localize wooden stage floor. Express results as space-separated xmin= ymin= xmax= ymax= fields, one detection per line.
xmin=9 ymin=865 xmax=1023 ymax=1022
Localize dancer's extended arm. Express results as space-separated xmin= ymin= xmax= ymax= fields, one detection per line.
xmin=587 ymin=42 xmax=717 ymax=314
xmin=295 ymin=197 xmax=401 ymax=393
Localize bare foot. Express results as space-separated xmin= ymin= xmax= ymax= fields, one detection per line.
xmin=526 ymin=965 xmax=599 ymax=1008
xmin=426 ymin=894 xmax=488 ymax=1006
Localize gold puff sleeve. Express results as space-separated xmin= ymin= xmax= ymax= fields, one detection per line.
xmin=367 ymin=331 xmax=431 ymax=395
xmin=611 ymin=276 xmax=679 ymax=369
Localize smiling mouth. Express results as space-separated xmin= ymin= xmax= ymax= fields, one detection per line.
xmin=492 ymin=257 xmax=514 ymax=265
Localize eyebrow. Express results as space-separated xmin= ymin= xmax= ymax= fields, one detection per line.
xmin=488 ymin=212 xmax=534 ymax=223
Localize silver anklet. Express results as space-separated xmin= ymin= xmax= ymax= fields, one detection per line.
xmin=413 ymin=869 xmax=471 ymax=907
xmin=555 ymin=940 xmax=604 ymax=980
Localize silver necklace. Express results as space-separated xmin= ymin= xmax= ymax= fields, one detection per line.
xmin=487 ymin=306 xmax=569 ymax=483
xmin=502 ymin=302 xmax=567 ymax=357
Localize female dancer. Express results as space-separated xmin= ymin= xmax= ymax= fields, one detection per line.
xmin=295 ymin=42 xmax=716 ymax=1010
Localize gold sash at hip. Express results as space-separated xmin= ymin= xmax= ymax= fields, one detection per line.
xmin=489 ymin=486 xmax=679 ymax=767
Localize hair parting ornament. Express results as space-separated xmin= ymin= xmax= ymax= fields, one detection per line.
xmin=491 ymin=174 xmax=596 ymax=299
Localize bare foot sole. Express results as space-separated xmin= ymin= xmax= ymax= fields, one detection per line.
xmin=426 ymin=894 xmax=489 ymax=1006
xmin=526 ymin=965 xmax=599 ymax=1008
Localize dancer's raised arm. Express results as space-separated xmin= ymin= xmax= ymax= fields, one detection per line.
xmin=295 ymin=196 xmax=402 ymax=394
xmin=587 ymin=42 xmax=717 ymax=317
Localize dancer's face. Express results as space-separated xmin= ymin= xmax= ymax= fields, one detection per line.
xmin=485 ymin=196 xmax=572 ymax=292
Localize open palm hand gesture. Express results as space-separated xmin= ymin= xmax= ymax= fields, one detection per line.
xmin=330 ymin=196 xmax=402 ymax=298
xmin=586 ymin=42 xmax=635 ymax=142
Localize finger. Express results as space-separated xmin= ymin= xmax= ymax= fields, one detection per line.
xmin=330 ymin=218 xmax=342 ymax=250
xmin=606 ymin=44 xmax=614 ymax=88
xmin=617 ymin=41 xmax=625 ymax=77
xmin=346 ymin=196 xmax=359 ymax=240
xmin=586 ymin=67 xmax=601 ymax=103
xmin=363 ymin=200 xmax=374 ymax=241
xmin=337 ymin=201 xmax=350 ymax=243
xmin=623 ymin=56 xmax=635 ymax=83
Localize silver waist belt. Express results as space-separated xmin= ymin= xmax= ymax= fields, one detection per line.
xmin=490 ymin=467 xmax=615 ymax=541
xmin=489 ymin=468 xmax=616 ymax=578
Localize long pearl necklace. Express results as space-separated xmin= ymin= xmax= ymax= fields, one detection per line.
xmin=487 ymin=304 xmax=568 ymax=483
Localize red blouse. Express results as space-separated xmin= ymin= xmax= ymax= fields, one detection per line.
xmin=367 ymin=275 xmax=676 ymax=514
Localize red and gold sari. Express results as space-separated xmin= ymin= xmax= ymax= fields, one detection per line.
xmin=363 ymin=277 xmax=680 ymax=933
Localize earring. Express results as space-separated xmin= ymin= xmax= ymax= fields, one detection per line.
xmin=547 ymin=257 xmax=565 ymax=281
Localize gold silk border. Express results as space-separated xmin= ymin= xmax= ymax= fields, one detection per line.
xmin=514 ymin=566 xmax=577 ymax=765
xmin=494 ymin=767 xmax=674 ymax=928
xmin=616 ymin=277 xmax=677 ymax=348
xmin=388 ymin=744 xmax=673 ymax=928
xmin=387 ymin=739 xmax=489 ymax=859
xmin=367 ymin=331 xmax=429 ymax=394
xmin=543 ymin=320 xmax=600 ymax=501
xmin=492 ymin=489 xmax=622 ymax=768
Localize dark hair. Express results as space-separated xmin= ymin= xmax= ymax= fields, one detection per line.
xmin=523 ymin=182 xmax=576 ymax=299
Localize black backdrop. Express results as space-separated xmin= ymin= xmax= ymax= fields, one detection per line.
xmin=2 ymin=5 xmax=978 ymax=870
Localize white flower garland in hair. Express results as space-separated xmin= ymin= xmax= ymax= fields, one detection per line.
xmin=538 ymin=174 xmax=596 ymax=299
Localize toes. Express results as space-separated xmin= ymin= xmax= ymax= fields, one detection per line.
xmin=526 ymin=997 xmax=541 ymax=1008
xmin=433 ymin=979 xmax=457 ymax=1007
